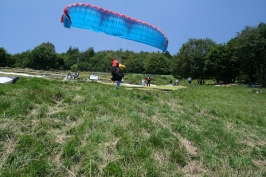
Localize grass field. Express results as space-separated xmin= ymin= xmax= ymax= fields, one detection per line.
xmin=0 ymin=71 xmax=266 ymax=176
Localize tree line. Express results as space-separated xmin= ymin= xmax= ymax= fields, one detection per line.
xmin=1 ymin=22 xmax=265 ymax=85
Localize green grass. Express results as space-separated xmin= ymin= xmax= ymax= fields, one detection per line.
xmin=0 ymin=74 xmax=266 ymax=176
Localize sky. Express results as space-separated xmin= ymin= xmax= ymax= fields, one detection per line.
xmin=0 ymin=1 xmax=266 ymax=56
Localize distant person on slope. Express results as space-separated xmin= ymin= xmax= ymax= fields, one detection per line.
xmin=175 ymin=79 xmax=179 ymax=86
xmin=146 ymin=75 xmax=152 ymax=87
xmin=188 ymin=77 xmax=192 ymax=84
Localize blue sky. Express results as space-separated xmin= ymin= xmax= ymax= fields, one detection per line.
xmin=0 ymin=1 xmax=265 ymax=55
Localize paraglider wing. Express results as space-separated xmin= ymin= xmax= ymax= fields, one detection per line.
xmin=61 ymin=3 xmax=168 ymax=51
xmin=0 ymin=77 xmax=19 ymax=84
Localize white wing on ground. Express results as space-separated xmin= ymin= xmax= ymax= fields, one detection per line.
xmin=0 ymin=77 xmax=19 ymax=84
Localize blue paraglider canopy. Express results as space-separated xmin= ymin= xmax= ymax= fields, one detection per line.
xmin=61 ymin=3 xmax=168 ymax=52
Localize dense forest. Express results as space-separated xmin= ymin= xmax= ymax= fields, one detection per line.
xmin=1 ymin=22 xmax=265 ymax=85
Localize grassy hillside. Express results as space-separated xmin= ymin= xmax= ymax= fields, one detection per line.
xmin=0 ymin=76 xmax=265 ymax=176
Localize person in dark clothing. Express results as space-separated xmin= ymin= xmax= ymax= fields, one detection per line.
xmin=111 ymin=59 xmax=119 ymax=81
xmin=114 ymin=67 xmax=124 ymax=89
xmin=146 ymin=75 xmax=152 ymax=87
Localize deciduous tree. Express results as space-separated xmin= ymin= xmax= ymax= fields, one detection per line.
xmin=0 ymin=47 xmax=11 ymax=67
xmin=172 ymin=38 xmax=216 ymax=84
xmin=144 ymin=52 xmax=171 ymax=75
xmin=235 ymin=22 xmax=266 ymax=84
xmin=30 ymin=42 xmax=59 ymax=69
